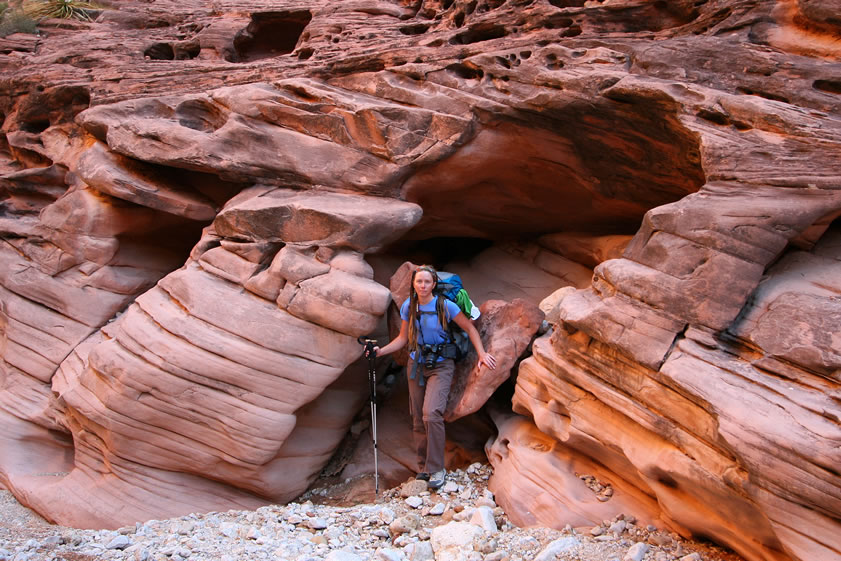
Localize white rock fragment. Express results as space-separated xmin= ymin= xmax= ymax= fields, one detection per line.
xmin=376 ymin=547 xmax=407 ymax=560
xmin=609 ymin=520 xmax=627 ymax=535
xmin=105 ymin=535 xmax=132 ymax=550
xmin=431 ymin=521 xmax=484 ymax=561
xmin=534 ymin=537 xmax=579 ymax=561
xmin=308 ymin=517 xmax=329 ymax=530
xmin=379 ymin=507 xmax=396 ymax=525
xmin=429 ymin=502 xmax=446 ymax=516
xmin=404 ymin=541 xmax=434 ymax=561
xmin=469 ymin=506 xmax=497 ymax=534
xmin=624 ymin=542 xmax=650 ymax=561
xmin=442 ymin=481 xmax=459 ymax=494
xmin=405 ymin=496 xmax=424 ymax=509
xmin=220 ymin=522 xmax=238 ymax=538
xmin=245 ymin=526 xmax=261 ymax=539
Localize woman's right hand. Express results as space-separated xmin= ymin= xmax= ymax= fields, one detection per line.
xmin=366 ymin=346 xmax=380 ymax=358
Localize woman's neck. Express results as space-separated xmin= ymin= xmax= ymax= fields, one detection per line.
xmin=417 ymin=293 xmax=434 ymax=305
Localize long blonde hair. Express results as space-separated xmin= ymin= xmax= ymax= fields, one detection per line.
xmin=407 ymin=265 xmax=448 ymax=354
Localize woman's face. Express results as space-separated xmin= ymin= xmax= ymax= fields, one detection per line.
xmin=413 ymin=270 xmax=436 ymax=300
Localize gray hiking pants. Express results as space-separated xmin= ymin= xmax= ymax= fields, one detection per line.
xmin=407 ymin=358 xmax=455 ymax=475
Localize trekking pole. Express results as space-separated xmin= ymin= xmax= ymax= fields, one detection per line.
xmin=358 ymin=336 xmax=379 ymax=497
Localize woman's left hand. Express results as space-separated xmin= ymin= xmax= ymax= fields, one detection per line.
xmin=478 ymin=352 xmax=496 ymax=370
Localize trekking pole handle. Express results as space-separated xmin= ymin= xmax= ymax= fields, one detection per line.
xmin=357 ymin=336 xmax=378 ymax=358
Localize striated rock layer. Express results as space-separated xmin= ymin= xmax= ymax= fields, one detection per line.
xmin=0 ymin=1 xmax=839 ymax=559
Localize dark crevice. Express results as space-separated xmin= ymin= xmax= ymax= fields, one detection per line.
xmin=145 ymin=42 xmax=175 ymax=60
xmin=549 ymin=0 xmax=586 ymax=7
xmin=450 ymin=23 xmax=507 ymax=44
xmin=399 ymin=23 xmax=430 ymax=35
xmin=544 ymin=15 xmax=574 ymax=29
xmin=696 ymin=108 xmax=730 ymax=126
xmin=144 ymin=41 xmax=199 ymax=61
xmin=20 ymin=119 xmax=51 ymax=134
xmin=559 ymin=25 xmax=582 ymax=37
xmin=736 ymin=86 xmax=790 ymax=104
xmin=229 ymin=10 xmax=313 ymax=63
xmin=813 ymin=80 xmax=841 ymax=96
xmin=446 ymin=63 xmax=485 ymax=80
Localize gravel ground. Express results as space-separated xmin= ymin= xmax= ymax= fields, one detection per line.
xmin=0 ymin=464 xmax=745 ymax=561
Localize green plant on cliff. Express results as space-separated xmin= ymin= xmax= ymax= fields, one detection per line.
xmin=0 ymin=2 xmax=39 ymax=36
xmin=23 ymin=0 xmax=97 ymax=21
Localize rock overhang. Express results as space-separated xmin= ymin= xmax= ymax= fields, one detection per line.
xmin=1 ymin=2 xmax=841 ymax=558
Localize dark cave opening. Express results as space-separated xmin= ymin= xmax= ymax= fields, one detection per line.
xmin=230 ymin=10 xmax=313 ymax=63
xmin=144 ymin=42 xmax=175 ymax=60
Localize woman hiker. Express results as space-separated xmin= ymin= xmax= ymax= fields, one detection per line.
xmin=370 ymin=265 xmax=496 ymax=489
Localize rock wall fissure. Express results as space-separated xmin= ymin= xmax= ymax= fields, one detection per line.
xmin=1 ymin=2 xmax=840 ymax=559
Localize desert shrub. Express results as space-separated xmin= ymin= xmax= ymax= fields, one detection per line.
xmin=23 ymin=0 xmax=97 ymax=21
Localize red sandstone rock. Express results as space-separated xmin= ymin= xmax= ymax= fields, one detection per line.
xmin=445 ymin=299 xmax=544 ymax=422
xmin=0 ymin=2 xmax=839 ymax=559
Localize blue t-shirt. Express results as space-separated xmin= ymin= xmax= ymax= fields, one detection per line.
xmin=400 ymin=296 xmax=462 ymax=360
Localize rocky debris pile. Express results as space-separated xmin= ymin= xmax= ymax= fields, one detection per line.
xmin=577 ymin=473 xmax=614 ymax=504
xmin=0 ymin=464 xmax=741 ymax=561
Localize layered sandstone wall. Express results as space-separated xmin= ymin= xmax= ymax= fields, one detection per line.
xmin=0 ymin=2 xmax=839 ymax=560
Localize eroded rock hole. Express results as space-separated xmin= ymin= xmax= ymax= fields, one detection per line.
xmin=20 ymin=119 xmax=50 ymax=134
xmin=696 ymin=108 xmax=730 ymax=126
xmin=814 ymin=79 xmax=841 ymax=95
xmin=545 ymin=15 xmax=574 ymax=29
xmin=145 ymin=41 xmax=200 ymax=61
xmin=15 ymin=86 xmax=91 ymax=132
xmin=230 ymin=10 xmax=313 ymax=63
xmin=450 ymin=23 xmax=507 ymax=44
xmin=545 ymin=53 xmax=565 ymax=70
xmin=399 ymin=23 xmax=430 ymax=35
xmin=736 ymin=86 xmax=790 ymax=103
xmin=549 ymin=0 xmax=586 ymax=7
xmin=175 ymin=99 xmax=228 ymax=133
xmin=145 ymin=42 xmax=175 ymax=60
xmin=559 ymin=25 xmax=582 ymax=37
xmin=446 ymin=62 xmax=485 ymax=80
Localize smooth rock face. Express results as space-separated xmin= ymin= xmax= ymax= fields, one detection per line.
xmin=0 ymin=1 xmax=840 ymax=559
xmin=31 ymin=187 xmax=421 ymax=528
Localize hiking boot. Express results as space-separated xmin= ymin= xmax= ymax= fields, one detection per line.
xmin=415 ymin=472 xmax=429 ymax=481
xmin=428 ymin=470 xmax=446 ymax=489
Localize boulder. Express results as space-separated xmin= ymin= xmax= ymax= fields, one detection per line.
xmin=213 ymin=187 xmax=423 ymax=252
xmin=445 ymin=299 xmax=544 ymax=422
xmin=1 ymin=2 xmax=840 ymax=558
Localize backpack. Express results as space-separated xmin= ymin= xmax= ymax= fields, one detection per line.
xmin=434 ymin=271 xmax=479 ymax=361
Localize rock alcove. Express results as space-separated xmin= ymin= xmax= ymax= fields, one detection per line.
xmin=229 ymin=10 xmax=313 ymax=63
xmin=1 ymin=1 xmax=840 ymax=560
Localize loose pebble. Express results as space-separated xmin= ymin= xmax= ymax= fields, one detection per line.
xmin=0 ymin=465 xmax=741 ymax=561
